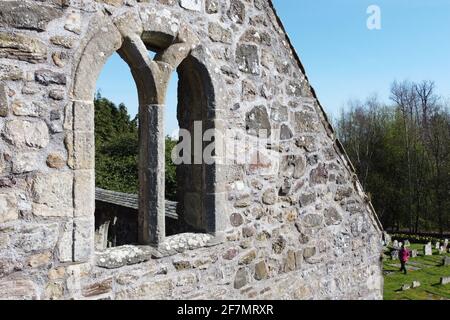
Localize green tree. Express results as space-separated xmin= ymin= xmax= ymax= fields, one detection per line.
xmin=336 ymin=81 xmax=450 ymax=234
xmin=94 ymin=93 xmax=178 ymax=197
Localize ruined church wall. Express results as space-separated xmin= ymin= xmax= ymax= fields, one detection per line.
xmin=0 ymin=0 xmax=383 ymax=300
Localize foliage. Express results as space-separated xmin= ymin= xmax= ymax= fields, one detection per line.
xmin=94 ymin=93 xmax=178 ymax=197
xmin=165 ymin=137 xmax=178 ymax=201
xmin=336 ymin=81 xmax=450 ymax=234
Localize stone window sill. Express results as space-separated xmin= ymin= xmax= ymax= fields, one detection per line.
xmin=95 ymin=233 xmax=225 ymax=269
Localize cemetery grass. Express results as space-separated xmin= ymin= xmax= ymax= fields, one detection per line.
xmin=383 ymin=245 xmax=450 ymax=300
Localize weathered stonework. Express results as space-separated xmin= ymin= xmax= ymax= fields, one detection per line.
xmin=0 ymin=0 xmax=383 ymax=300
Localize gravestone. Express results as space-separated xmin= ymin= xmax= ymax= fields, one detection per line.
xmin=391 ymin=250 xmax=399 ymax=260
xmin=444 ymin=239 xmax=449 ymax=249
xmin=393 ymin=240 xmax=399 ymax=249
xmin=424 ymin=243 xmax=433 ymax=256
xmin=404 ymin=240 xmax=410 ymax=247
xmin=435 ymin=242 xmax=440 ymax=250
xmin=412 ymin=281 xmax=421 ymax=288
xmin=401 ymin=284 xmax=411 ymax=291
xmin=410 ymin=249 xmax=418 ymax=258
xmin=382 ymin=232 xmax=392 ymax=247
xmin=443 ymin=256 xmax=450 ymax=267
xmin=441 ymin=277 xmax=450 ymax=285
xmin=439 ymin=246 xmax=446 ymax=255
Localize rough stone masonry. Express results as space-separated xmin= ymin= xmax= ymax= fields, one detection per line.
xmin=0 ymin=0 xmax=384 ymax=300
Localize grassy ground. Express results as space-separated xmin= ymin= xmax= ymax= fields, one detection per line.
xmin=383 ymin=244 xmax=450 ymax=300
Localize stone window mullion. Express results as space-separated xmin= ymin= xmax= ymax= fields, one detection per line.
xmin=138 ymin=103 xmax=166 ymax=246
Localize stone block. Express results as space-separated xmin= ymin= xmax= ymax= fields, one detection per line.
xmin=0 ymin=32 xmax=47 ymax=63
xmin=12 ymin=152 xmax=40 ymax=173
xmin=44 ymin=281 xmax=65 ymax=300
xmin=96 ymin=246 xmax=153 ymax=269
xmin=98 ymin=0 xmax=124 ymax=6
xmin=35 ymin=69 xmax=67 ymax=86
xmin=0 ymin=1 xmax=62 ymax=31
xmin=0 ymin=193 xmax=18 ymax=224
xmin=180 ymin=0 xmax=202 ymax=11
xmin=27 ymin=251 xmax=52 ymax=268
xmin=72 ymin=131 xmax=95 ymax=169
xmin=50 ymin=36 xmax=76 ymax=49
xmin=12 ymin=100 xmax=40 ymax=117
xmin=205 ymin=0 xmax=218 ymax=13
xmin=324 ymin=207 xmax=343 ymax=226
xmin=279 ymin=125 xmax=293 ymax=141
xmin=13 ymin=223 xmax=59 ymax=253
xmin=230 ymin=212 xmax=244 ymax=227
xmin=73 ymin=218 xmax=94 ymax=262
xmin=280 ymin=155 xmax=306 ymax=179
xmin=74 ymin=170 xmax=95 ymax=218
xmin=49 ymin=89 xmax=65 ymax=100
xmin=303 ymin=214 xmax=323 ymax=228
xmin=0 ymin=82 xmax=7 ymax=116
xmin=245 ymin=105 xmax=271 ymax=137
xmin=284 ymin=250 xmax=296 ymax=273
xmin=236 ymin=44 xmax=259 ymax=75
xmin=238 ymin=250 xmax=256 ymax=265
xmin=3 ymin=119 xmax=49 ymax=149
xmin=33 ymin=203 xmax=73 ymax=218
xmin=58 ymin=221 xmax=73 ymax=263
xmin=234 ymin=267 xmax=248 ymax=289
xmin=254 ymin=261 xmax=268 ymax=280
xmin=0 ymin=64 xmax=23 ymax=81
xmin=208 ymin=23 xmax=232 ymax=44
xmin=64 ymin=13 xmax=82 ymax=34
xmin=73 ymin=101 xmax=95 ymax=131
xmin=32 ymin=172 xmax=73 ymax=209
xmin=227 ymin=0 xmax=245 ymax=24
xmin=262 ymin=188 xmax=277 ymax=205
xmin=46 ymin=153 xmax=66 ymax=169
xmin=0 ymin=278 xmax=38 ymax=300
xmin=82 ymin=278 xmax=113 ymax=297
xmin=294 ymin=110 xmax=320 ymax=133
xmin=116 ymin=279 xmax=174 ymax=300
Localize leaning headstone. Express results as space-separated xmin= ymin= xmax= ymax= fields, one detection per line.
xmin=393 ymin=240 xmax=399 ymax=249
xmin=391 ymin=250 xmax=399 ymax=260
xmin=383 ymin=232 xmax=392 ymax=247
xmin=401 ymin=284 xmax=411 ymax=291
xmin=440 ymin=277 xmax=450 ymax=286
xmin=412 ymin=281 xmax=421 ymax=289
xmin=410 ymin=249 xmax=418 ymax=258
xmin=404 ymin=240 xmax=410 ymax=247
xmin=424 ymin=243 xmax=433 ymax=256
xmin=442 ymin=256 xmax=450 ymax=266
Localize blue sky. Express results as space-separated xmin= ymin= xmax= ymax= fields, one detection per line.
xmin=96 ymin=0 xmax=450 ymax=132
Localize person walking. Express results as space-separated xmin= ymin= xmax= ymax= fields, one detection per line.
xmin=399 ymin=244 xmax=410 ymax=275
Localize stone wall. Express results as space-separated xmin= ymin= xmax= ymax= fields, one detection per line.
xmin=0 ymin=0 xmax=383 ymax=300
